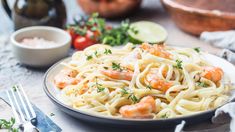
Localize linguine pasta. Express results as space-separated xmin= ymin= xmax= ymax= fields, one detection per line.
xmin=54 ymin=43 xmax=232 ymax=119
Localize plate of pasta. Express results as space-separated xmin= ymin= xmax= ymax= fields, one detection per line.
xmin=44 ymin=43 xmax=235 ymax=128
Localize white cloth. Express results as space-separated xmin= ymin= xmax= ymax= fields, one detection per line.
xmin=200 ymin=31 xmax=235 ymax=51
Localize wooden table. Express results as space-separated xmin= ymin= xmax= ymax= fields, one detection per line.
xmin=0 ymin=0 xmax=228 ymax=132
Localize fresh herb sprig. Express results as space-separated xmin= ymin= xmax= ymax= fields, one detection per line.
xmin=160 ymin=113 xmax=168 ymax=118
xmin=94 ymin=78 xmax=105 ymax=93
xmin=193 ymin=47 xmax=200 ymax=53
xmin=128 ymin=94 xmax=139 ymax=103
xmin=121 ymin=88 xmax=129 ymax=96
xmin=99 ymin=20 xmax=136 ymax=46
xmin=86 ymin=55 xmax=93 ymax=60
xmin=120 ymin=88 xmax=139 ymax=103
xmin=0 ymin=118 xmax=18 ymax=132
xmin=146 ymin=85 xmax=152 ymax=90
xmin=104 ymin=49 xmax=112 ymax=55
xmin=197 ymin=82 xmax=209 ymax=87
xmin=112 ymin=62 xmax=123 ymax=71
xmin=174 ymin=59 xmax=183 ymax=69
xmin=69 ymin=13 xmax=138 ymax=47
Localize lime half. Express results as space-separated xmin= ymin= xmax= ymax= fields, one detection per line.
xmin=128 ymin=21 xmax=168 ymax=44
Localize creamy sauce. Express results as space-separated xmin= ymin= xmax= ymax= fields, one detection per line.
xmin=20 ymin=37 xmax=59 ymax=48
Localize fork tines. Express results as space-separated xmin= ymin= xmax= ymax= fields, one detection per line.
xmin=6 ymin=84 xmax=36 ymax=123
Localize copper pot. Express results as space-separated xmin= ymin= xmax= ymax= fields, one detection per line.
xmin=161 ymin=0 xmax=235 ymax=35
xmin=77 ymin=0 xmax=142 ymax=18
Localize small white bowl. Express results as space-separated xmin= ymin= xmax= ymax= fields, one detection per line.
xmin=11 ymin=26 xmax=71 ymax=67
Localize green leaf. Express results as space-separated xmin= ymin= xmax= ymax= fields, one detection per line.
xmin=0 ymin=117 xmax=18 ymax=131
xmin=160 ymin=113 xmax=168 ymax=118
xmin=146 ymin=85 xmax=152 ymax=90
xmin=121 ymin=88 xmax=129 ymax=96
xmin=193 ymin=47 xmax=200 ymax=53
xmin=173 ymin=59 xmax=183 ymax=69
xmin=50 ymin=113 xmax=55 ymax=117
xmin=97 ymin=87 xmax=105 ymax=92
xmin=128 ymin=94 xmax=139 ymax=103
xmin=197 ymin=82 xmax=209 ymax=87
xmin=103 ymin=67 xmax=109 ymax=70
xmin=104 ymin=49 xmax=112 ymax=55
xmin=112 ymin=62 xmax=122 ymax=71
xmin=86 ymin=55 xmax=93 ymax=60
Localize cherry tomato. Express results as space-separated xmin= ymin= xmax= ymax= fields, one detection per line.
xmin=73 ymin=36 xmax=94 ymax=50
xmin=86 ymin=30 xmax=100 ymax=42
xmin=66 ymin=28 xmax=77 ymax=44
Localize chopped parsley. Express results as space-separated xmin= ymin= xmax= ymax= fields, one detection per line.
xmin=12 ymin=86 xmax=17 ymax=92
xmin=104 ymin=49 xmax=112 ymax=55
xmin=146 ymin=85 xmax=152 ymax=90
xmin=103 ymin=66 xmax=109 ymax=70
xmin=86 ymin=55 xmax=93 ymax=60
xmin=0 ymin=118 xmax=18 ymax=132
xmin=128 ymin=94 xmax=139 ymax=103
xmin=97 ymin=87 xmax=105 ymax=92
xmin=121 ymin=88 xmax=129 ymax=96
xmin=100 ymin=19 xmax=133 ymax=46
xmin=193 ymin=47 xmax=200 ymax=53
xmin=94 ymin=78 xmax=105 ymax=93
xmin=130 ymin=27 xmax=139 ymax=34
xmin=94 ymin=51 xmax=99 ymax=57
xmin=160 ymin=113 xmax=168 ymax=118
xmin=50 ymin=113 xmax=55 ymax=117
xmin=173 ymin=59 xmax=183 ymax=69
xmin=197 ymin=82 xmax=209 ymax=87
xmin=111 ymin=62 xmax=123 ymax=71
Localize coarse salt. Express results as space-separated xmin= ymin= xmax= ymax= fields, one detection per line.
xmin=20 ymin=37 xmax=59 ymax=48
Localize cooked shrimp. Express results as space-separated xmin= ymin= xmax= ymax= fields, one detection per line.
xmin=201 ymin=66 xmax=223 ymax=83
xmin=78 ymin=83 xmax=88 ymax=95
xmin=54 ymin=69 xmax=80 ymax=89
xmin=140 ymin=43 xmax=171 ymax=59
xmin=146 ymin=69 xmax=172 ymax=92
xmin=101 ymin=70 xmax=133 ymax=81
xmin=119 ymin=96 xmax=156 ymax=118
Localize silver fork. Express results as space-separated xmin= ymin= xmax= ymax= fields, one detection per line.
xmin=6 ymin=84 xmax=39 ymax=132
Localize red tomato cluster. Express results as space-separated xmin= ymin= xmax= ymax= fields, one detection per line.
xmin=67 ymin=28 xmax=100 ymax=50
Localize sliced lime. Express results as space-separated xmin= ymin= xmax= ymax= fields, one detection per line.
xmin=128 ymin=21 xmax=168 ymax=44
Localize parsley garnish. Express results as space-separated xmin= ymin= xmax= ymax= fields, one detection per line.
xmin=94 ymin=51 xmax=99 ymax=57
xmin=97 ymin=87 xmax=105 ymax=92
xmin=50 ymin=113 xmax=55 ymax=117
xmin=130 ymin=27 xmax=139 ymax=34
xmin=128 ymin=94 xmax=139 ymax=103
xmin=174 ymin=59 xmax=183 ymax=69
xmin=0 ymin=118 xmax=18 ymax=132
xmin=12 ymin=86 xmax=17 ymax=92
xmin=100 ymin=19 xmax=132 ymax=46
xmin=68 ymin=13 xmax=139 ymax=47
xmin=112 ymin=62 xmax=123 ymax=71
xmin=103 ymin=67 xmax=109 ymax=70
xmin=86 ymin=55 xmax=93 ymax=60
xmin=197 ymin=82 xmax=208 ymax=87
xmin=121 ymin=88 xmax=129 ymax=96
xmin=104 ymin=49 xmax=112 ymax=55
xmin=146 ymin=85 xmax=152 ymax=90
xmin=94 ymin=78 xmax=105 ymax=93
xmin=193 ymin=47 xmax=200 ymax=53
xmin=160 ymin=113 xmax=168 ymax=118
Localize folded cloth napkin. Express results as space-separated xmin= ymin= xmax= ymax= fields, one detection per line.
xmin=200 ymin=30 xmax=235 ymax=51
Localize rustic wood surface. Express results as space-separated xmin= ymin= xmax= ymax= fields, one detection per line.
xmin=0 ymin=0 xmax=228 ymax=132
